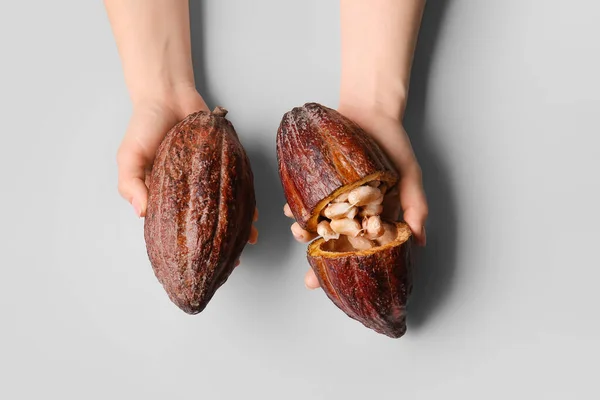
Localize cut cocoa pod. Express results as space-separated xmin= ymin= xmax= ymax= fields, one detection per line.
xmin=276 ymin=103 xmax=398 ymax=231
xmin=277 ymin=103 xmax=414 ymax=338
xmin=144 ymin=107 xmax=255 ymax=314
xmin=307 ymin=222 xmax=413 ymax=338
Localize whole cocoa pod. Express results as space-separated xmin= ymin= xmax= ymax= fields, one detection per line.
xmin=144 ymin=107 xmax=256 ymax=314
xmin=277 ymin=103 xmax=413 ymax=338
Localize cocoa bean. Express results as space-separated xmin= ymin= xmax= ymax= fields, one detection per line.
xmin=375 ymin=223 xmax=398 ymax=246
xmin=317 ymin=220 xmax=340 ymax=242
xmin=329 ymin=218 xmax=362 ymax=237
xmin=348 ymin=186 xmax=382 ymax=206
xmin=333 ymin=191 xmax=350 ymax=203
xmin=363 ymin=215 xmax=385 ymax=240
xmin=322 ymin=202 xmax=358 ymax=220
xmin=359 ymin=203 xmax=384 ymax=217
xmin=347 ymin=235 xmax=376 ymax=251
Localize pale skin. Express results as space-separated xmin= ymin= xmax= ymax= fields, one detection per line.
xmin=104 ymin=0 xmax=427 ymax=278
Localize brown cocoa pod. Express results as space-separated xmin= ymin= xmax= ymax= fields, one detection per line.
xmin=276 ymin=103 xmax=398 ymax=232
xmin=276 ymin=103 xmax=414 ymax=338
xmin=144 ymin=107 xmax=256 ymax=314
xmin=307 ymin=222 xmax=413 ymax=338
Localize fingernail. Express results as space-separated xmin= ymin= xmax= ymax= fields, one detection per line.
xmin=132 ymin=199 xmax=141 ymax=217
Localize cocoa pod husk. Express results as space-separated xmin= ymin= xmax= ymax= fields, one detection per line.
xmin=144 ymin=107 xmax=256 ymax=314
xmin=276 ymin=103 xmax=398 ymax=231
xmin=307 ymin=222 xmax=413 ymax=338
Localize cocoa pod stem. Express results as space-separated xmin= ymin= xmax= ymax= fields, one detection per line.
xmin=212 ymin=106 xmax=229 ymax=117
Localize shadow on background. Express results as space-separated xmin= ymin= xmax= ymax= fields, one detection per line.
xmin=189 ymin=3 xmax=294 ymax=270
xmin=405 ymin=0 xmax=458 ymax=330
xmin=242 ymin=145 xmax=294 ymax=269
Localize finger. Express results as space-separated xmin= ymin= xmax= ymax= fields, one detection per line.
xmin=235 ymin=259 xmax=241 ymax=267
xmin=253 ymin=208 xmax=259 ymax=222
xmin=121 ymin=179 xmax=148 ymax=218
xmin=283 ymin=203 xmax=294 ymax=218
xmin=291 ymin=222 xmax=318 ymax=243
xmin=117 ymin=145 xmax=149 ymax=217
xmin=117 ymin=108 xmax=175 ymax=217
xmin=398 ymin=170 xmax=428 ymax=246
xmin=248 ymin=225 xmax=258 ymax=244
xmin=304 ymin=268 xmax=321 ymax=289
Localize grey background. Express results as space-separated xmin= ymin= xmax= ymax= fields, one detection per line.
xmin=1 ymin=0 xmax=599 ymax=398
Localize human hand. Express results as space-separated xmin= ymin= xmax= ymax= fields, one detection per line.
xmin=284 ymin=107 xmax=428 ymax=289
xmin=116 ymin=87 xmax=259 ymax=253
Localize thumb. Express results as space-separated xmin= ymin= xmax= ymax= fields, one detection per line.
xmin=117 ymin=144 xmax=150 ymax=217
xmin=398 ymin=170 xmax=428 ymax=246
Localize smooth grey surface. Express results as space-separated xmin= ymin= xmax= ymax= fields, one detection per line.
xmin=1 ymin=0 xmax=599 ymax=398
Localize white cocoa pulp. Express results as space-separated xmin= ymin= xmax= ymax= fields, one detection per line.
xmin=318 ymin=182 xmax=396 ymax=252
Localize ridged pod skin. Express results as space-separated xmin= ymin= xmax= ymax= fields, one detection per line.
xmin=276 ymin=103 xmax=398 ymax=232
xmin=144 ymin=107 xmax=255 ymax=314
xmin=276 ymin=103 xmax=414 ymax=338
xmin=307 ymin=223 xmax=413 ymax=338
